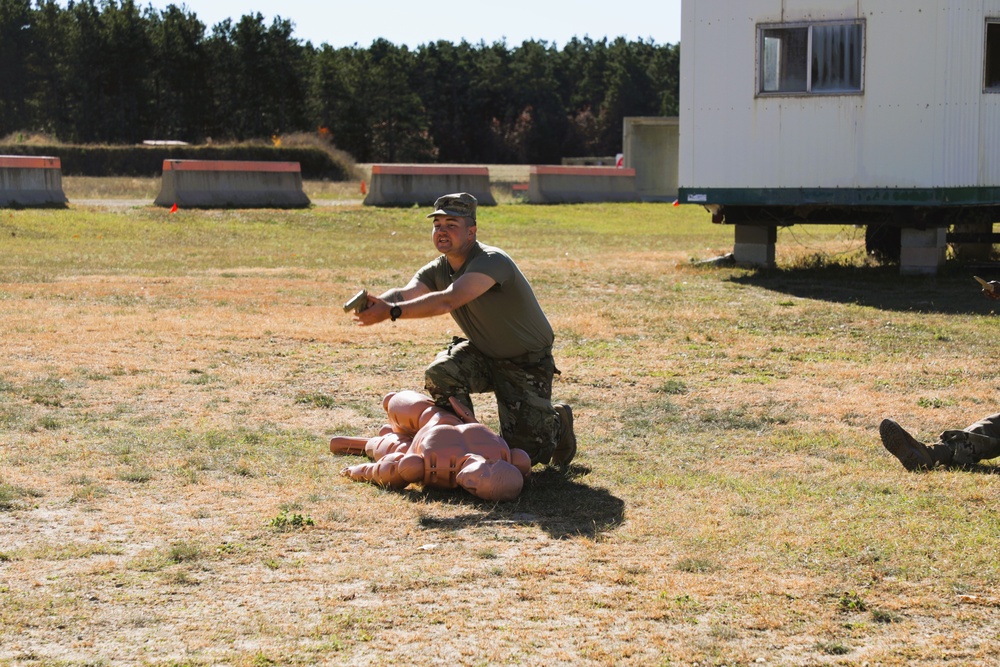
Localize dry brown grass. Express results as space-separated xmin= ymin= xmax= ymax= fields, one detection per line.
xmin=1 ymin=200 xmax=999 ymax=666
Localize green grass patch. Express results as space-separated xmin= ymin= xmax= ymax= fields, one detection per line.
xmin=0 ymin=482 xmax=43 ymax=511
xmin=269 ymin=511 xmax=315 ymax=531
xmin=295 ymin=392 xmax=338 ymax=409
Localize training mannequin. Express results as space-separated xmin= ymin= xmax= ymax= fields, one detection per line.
xmin=330 ymin=391 xmax=531 ymax=501
xmin=329 ymin=390 xmax=459 ymax=460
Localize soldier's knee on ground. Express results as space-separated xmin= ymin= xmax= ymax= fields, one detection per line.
xmin=501 ymin=408 xmax=556 ymax=466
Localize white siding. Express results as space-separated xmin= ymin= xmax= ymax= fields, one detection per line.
xmin=680 ymin=0 xmax=1000 ymax=190
xmin=981 ymin=1 xmax=1000 ymax=184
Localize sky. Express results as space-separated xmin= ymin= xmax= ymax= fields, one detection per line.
xmin=138 ymin=0 xmax=682 ymax=49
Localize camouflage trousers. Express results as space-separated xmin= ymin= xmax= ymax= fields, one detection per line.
xmin=424 ymin=337 xmax=559 ymax=466
xmin=938 ymin=412 xmax=1000 ymax=465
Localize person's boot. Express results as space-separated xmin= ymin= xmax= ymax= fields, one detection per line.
xmin=879 ymin=419 xmax=934 ymax=471
xmin=552 ymin=403 xmax=577 ymax=467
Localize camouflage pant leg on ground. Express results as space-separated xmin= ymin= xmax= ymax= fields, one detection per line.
xmin=490 ymin=354 xmax=559 ymax=466
xmin=424 ymin=339 xmax=559 ymax=465
xmin=940 ymin=412 xmax=1000 ymax=465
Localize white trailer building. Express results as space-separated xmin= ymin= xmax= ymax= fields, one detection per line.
xmin=678 ymin=1 xmax=1000 ymax=273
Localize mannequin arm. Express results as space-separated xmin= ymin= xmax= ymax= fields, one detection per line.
xmin=341 ymin=452 xmax=422 ymax=489
xmin=341 ymin=452 xmax=408 ymax=488
xmin=330 ymin=436 xmax=368 ymax=456
xmin=449 ymin=396 xmax=478 ymax=424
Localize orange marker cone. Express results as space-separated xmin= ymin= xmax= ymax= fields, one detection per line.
xmin=672 ymin=199 xmax=680 ymax=207
xmin=170 ymin=203 xmax=178 ymax=213
xmin=360 ymin=180 xmax=367 ymax=195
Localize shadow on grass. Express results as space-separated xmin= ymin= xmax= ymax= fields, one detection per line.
xmin=731 ymin=264 xmax=1000 ymax=315
xmin=923 ymin=463 xmax=1000 ymax=475
xmin=409 ymin=465 xmax=625 ymax=540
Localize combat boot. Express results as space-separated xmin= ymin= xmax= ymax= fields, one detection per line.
xmin=552 ymin=403 xmax=577 ymax=467
xmin=879 ymin=419 xmax=934 ymax=471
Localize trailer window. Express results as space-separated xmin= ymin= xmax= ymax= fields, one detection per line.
xmin=759 ymin=21 xmax=863 ymax=95
xmin=986 ymin=21 xmax=1000 ymax=91
xmin=762 ymin=28 xmax=808 ymax=92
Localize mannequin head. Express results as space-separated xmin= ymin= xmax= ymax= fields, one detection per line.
xmin=456 ymin=455 xmax=524 ymax=501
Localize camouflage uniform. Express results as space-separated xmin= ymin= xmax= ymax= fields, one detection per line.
xmin=880 ymin=412 xmax=1000 ymax=470
xmin=425 ymin=337 xmax=559 ymax=466
xmin=938 ymin=413 xmax=1000 ymax=465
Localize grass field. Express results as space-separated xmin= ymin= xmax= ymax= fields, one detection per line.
xmin=1 ymin=192 xmax=999 ymax=666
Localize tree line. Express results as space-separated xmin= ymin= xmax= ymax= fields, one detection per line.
xmin=0 ymin=0 xmax=680 ymax=164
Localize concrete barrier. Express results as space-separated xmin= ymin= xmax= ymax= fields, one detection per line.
xmin=0 ymin=156 xmax=67 ymax=207
xmin=526 ymin=165 xmax=638 ymax=204
xmin=154 ymin=160 xmax=310 ymax=209
xmin=363 ymin=165 xmax=496 ymax=207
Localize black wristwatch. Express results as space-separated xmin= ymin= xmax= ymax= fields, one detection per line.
xmin=389 ymin=305 xmax=402 ymax=322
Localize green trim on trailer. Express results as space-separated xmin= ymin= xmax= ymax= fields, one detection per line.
xmin=677 ymin=187 xmax=1000 ymax=207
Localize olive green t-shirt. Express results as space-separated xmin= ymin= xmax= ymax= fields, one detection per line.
xmin=413 ymin=242 xmax=554 ymax=359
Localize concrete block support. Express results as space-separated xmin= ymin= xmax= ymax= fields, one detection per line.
xmin=951 ymin=222 xmax=994 ymax=262
xmin=363 ymin=165 xmax=496 ymax=207
xmin=733 ymin=225 xmax=776 ymax=268
xmin=154 ymin=160 xmax=310 ymax=209
xmin=0 ymin=156 xmax=67 ymax=207
xmin=526 ymin=166 xmax=638 ymax=204
xmin=899 ymin=227 xmax=947 ymax=275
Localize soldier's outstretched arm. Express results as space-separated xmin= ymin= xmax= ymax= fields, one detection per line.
xmin=354 ymin=279 xmax=432 ymax=326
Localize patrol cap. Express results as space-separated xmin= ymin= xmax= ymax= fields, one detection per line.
xmin=426 ymin=192 xmax=477 ymax=222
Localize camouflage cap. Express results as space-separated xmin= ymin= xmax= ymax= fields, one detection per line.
xmin=426 ymin=192 xmax=477 ymax=222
